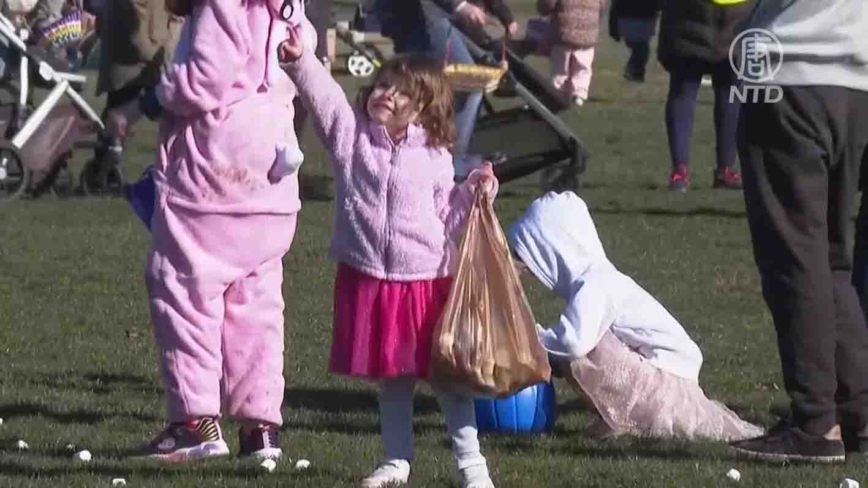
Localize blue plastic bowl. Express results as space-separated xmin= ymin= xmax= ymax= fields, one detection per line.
xmin=474 ymin=381 xmax=556 ymax=434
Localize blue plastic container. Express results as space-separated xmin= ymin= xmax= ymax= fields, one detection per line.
xmin=474 ymin=381 xmax=557 ymax=434
xmin=125 ymin=166 xmax=156 ymax=231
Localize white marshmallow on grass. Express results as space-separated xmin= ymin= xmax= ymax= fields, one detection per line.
xmin=260 ymin=458 xmax=277 ymax=473
xmin=16 ymin=440 xmax=28 ymax=450
xmin=294 ymin=459 xmax=311 ymax=470
xmin=111 ymin=479 xmax=127 ymax=487
xmin=841 ymin=479 xmax=860 ymax=488
xmin=726 ymin=468 xmax=741 ymax=482
xmin=0 ymin=417 xmax=4 ymax=425
xmin=73 ymin=450 xmax=92 ymax=463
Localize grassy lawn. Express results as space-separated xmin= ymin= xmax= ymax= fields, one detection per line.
xmin=2 ymin=4 xmax=868 ymax=487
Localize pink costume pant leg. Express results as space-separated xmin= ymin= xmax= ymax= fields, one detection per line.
xmin=221 ymin=250 xmax=294 ymax=426
xmin=146 ymin=194 xmax=297 ymax=425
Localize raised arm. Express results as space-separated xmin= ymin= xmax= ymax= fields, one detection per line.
xmin=156 ymin=0 xmax=251 ymax=116
xmin=280 ymin=39 xmax=357 ymax=166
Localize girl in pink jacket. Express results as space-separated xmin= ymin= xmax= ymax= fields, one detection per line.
xmin=141 ymin=0 xmax=315 ymax=462
xmin=278 ymin=28 xmax=499 ymax=488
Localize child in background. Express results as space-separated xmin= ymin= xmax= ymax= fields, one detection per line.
xmin=140 ymin=0 xmax=315 ymax=462
xmin=86 ymin=0 xmax=183 ymax=191
xmin=278 ymin=26 xmax=499 ymax=488
xmin=608 ymin=0 xmax=663 ymax=82
xmin=507 ymin=191 xmax=764 ymax=441
xmin=537 ymin=0 xmax=607 ymax=107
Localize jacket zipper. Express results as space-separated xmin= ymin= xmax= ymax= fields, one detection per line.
xmin=384 ymin=144 xmax=400 ymax=275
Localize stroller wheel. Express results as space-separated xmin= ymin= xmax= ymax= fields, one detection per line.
xmin=347 ymin=51 xmax=376 ymax=78
xmin=80 ymin=158 xmax=125 ymax=197
xmin=0 ymin=144 xmax=30 ymax=204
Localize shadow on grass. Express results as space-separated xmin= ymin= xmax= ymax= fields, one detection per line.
xmin=0 ymin=458 xmax=352 ymax=482
xmin=283 ymin=386 xmax=440 ymax=415
xmin=0 ymin=401 xmax=158 ymax=425
xmin=11 ymin=371 xmax=161 ymax=396
xmin=590 ymin=205 xmax=746 ymax=219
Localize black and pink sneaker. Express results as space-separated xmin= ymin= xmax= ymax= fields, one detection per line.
xmin=239 ymin=424 xmax=283 ymax=461
xmin=143 ymin=417 xmax=229 ymax=462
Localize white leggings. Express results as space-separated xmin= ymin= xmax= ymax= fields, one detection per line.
xmin=379 ymin=378 xmax=486 ymax=470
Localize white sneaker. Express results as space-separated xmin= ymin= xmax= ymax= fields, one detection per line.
xmin=462 ymin=473 xmax=495 ymax=488
xmin=361 ymin=459 xmax=410 ymax=488
xmin=461 ymin=463 xmax=495 ymax=488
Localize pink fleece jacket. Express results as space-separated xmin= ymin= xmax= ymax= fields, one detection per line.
xmin=155 ymin=0 xmax=315 ymax=215
xmin=283 ymin=52 xmax=498 ymax=281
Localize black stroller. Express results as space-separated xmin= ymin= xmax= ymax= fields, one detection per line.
xmin=336 ymin=1 xmax=588 ymax=190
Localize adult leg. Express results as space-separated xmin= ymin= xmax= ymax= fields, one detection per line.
xmin=425 ymin=18 xmax=483 ymax=162
xmin=664 ymin=62 xmax=702 ymax=170
xmin=730 ymin=85 xmax=866 ymax=462
xmin=710 ymin=61 xmax=741 ymax=171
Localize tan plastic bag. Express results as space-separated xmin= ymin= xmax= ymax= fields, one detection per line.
xmin=432 ymin=188 xmax=551 ymax=397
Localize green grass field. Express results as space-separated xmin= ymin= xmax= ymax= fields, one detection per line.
xmin=2 ymin=6 xmax=868 ymax=487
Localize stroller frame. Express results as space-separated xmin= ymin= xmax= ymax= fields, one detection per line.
xmin=0 ymin=11 xmax=103 ymax=204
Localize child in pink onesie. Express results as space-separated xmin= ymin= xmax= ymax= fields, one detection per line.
xmin=140 ymin=0 xmax=315 ymax=462
xmin=278 ymin=27 xmax=499 ymax=488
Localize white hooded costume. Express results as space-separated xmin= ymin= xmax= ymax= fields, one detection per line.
xmin=507 ymin=192 xmax=763 ymax=441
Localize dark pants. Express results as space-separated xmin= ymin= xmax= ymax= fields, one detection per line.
xmin=739 ymin=85 xmax=868 ymax=437
xmin=665 ymin=59 xmax=740 ymax=170
xmin=625 ymin=40 xmax=650 ymax=76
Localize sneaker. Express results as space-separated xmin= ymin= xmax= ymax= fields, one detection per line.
xmin=713 ymin=166 xmax=743 ymax=189
xmin=238 ymin=424 xmax=282 ymax=461
xmin=460 ymin=462 xmax=495 ymax=488
xmin=361 ymin=459 xmax=411 ymax=488
xmin=143 ymin=417 xmax=230 ymax=462
xmin=729 ymin=422 xmax=845 ymax=464
xmin=623 ymin=66 xmax=646 ymax=83
xmin=463 ymin=476 xmax=495 ymax=488
xmin=570 ymin=95 xmax=585 ymax=108
xmin=668 ymin=165 xmax=690 ymax=192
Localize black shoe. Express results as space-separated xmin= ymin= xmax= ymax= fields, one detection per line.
xmin=623 ymin=66 xmax=646 ymax=83
xmin=729 ymin=422 xmax=846 ymax=464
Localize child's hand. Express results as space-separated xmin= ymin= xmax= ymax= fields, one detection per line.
xmin=506 ymin=21 xmax=519 ymax=38
xmin=278 ymin=25 xmax=304 ymax=64
xmin=468 ymin=161 xmax=498 ymax=199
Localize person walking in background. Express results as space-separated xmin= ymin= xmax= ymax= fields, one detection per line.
xmin=86 ymin=0 xmax=183 ymax=191
xmin=537 ymin=0 xmax=607 ymax=108
xmin=730 ymin=0 xmax=868 ymax=463
xmin=657 ymin=0 xmax=754 ymax=192
xmin=608 ymin=0 xmax=663 ymax=83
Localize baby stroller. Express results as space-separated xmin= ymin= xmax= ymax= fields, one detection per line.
xmin=336 ymin=1 xmax=588 ymax=191
xmin=0 ymin=10 xmax=103 ymax=204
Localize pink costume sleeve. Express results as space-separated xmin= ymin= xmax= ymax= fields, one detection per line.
xmin=281 ymin=50 xmax=357 ymax=169
xmin=157 ymin=0 xmax=251 ymax=116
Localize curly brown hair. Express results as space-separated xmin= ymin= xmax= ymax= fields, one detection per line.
xmin=357 ymin=55 xmax=456 ymax=149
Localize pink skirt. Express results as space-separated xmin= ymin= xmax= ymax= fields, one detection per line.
xmin=569 ymin=332 xmax=765 ymax=441
xmin=329 ymin=264 xmax=453 ymax=380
